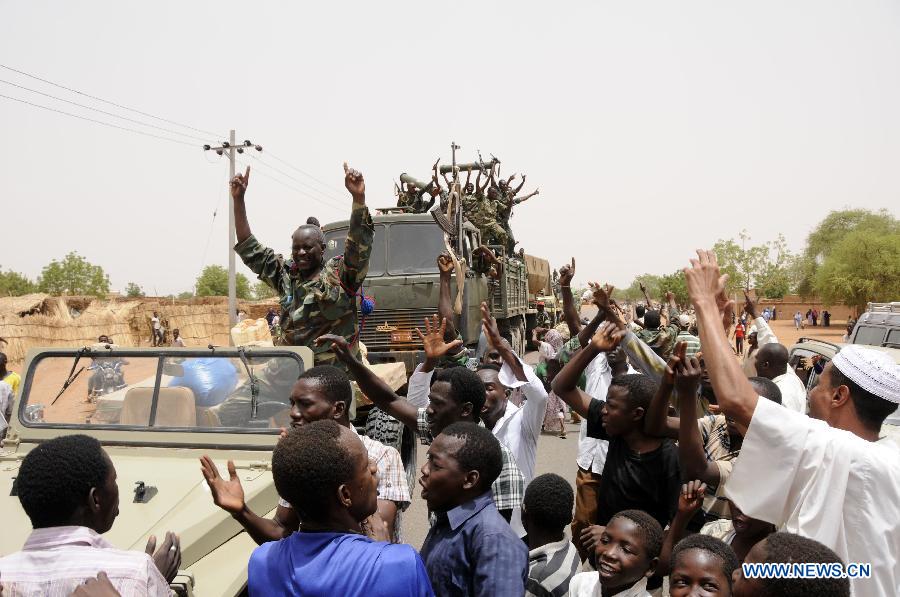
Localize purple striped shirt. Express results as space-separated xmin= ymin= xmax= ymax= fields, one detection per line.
xmin=0 ymin=526 xmax=170 ymax=597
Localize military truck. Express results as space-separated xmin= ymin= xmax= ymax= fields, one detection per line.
xmin=322 ymin=211 xmax=530 ymax=372
xmin=1 ymin=344 xmax=313 ymax=596
xmin=523 ymin=254 xmax=560 ymax=348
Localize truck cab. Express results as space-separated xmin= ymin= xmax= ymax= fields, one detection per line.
xmin=322 ymin=211 xmax=528 ymax=373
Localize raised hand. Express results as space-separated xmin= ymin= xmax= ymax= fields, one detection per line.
xmin=200 ymin=456 xmax=245 ymax=515
xmin=145 ymin=531 xmax=181 ymax=583
xmin=742 ymin=289 xmax=757 ymax=319
xmin=581 ymin=524 xmax=606 ymax=554
xmin=590 ymin=321 xmax=625 ymax=352
xmin=416 ymin=315 xmax=463 ymax=361
xmin=558 ymin=257 xmax=575 ymax=286
xmin=662 ymin=342 xmax=686 ymax=387
xmin=343 ymin=162 xmax=365 ymax=199
xmin=437 ymin=253 xmax=455 ymax=275
xmin=684 ymin=250 xmax=728 ymax=310
xmin=639 ymin=282 xmax=647 ymax=293
xmin=315 ymin=334 xmax=353 ymax=362
xmin=677 ymin=480 xmax=707 ymax=517
xmin=674 ymin=351 xmax=702 ymax=398
xmin=589 ymin=282 xmax=614 ymax=311
xmin=230 ymin=166 xmax=250 ymax=201
xmin=480 ymin=302 xmax=505 ymax=349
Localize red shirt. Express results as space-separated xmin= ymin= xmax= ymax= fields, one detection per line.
xmin=735 ymin=323 xmax=745 ymax=339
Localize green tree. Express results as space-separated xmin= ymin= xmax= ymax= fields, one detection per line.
xmin=754 ymin=234 xmax=793 ymax=299
xmin=125 ymin=282 xmax=145 ymax=297
xmin=253 ymin=280 xmax=277 ymax=300
xmin=177 ymin=291 xmax=195 ymax=300
xmin=813 ymin=229 xmax=900 ymax=312
xmin=623 ymin=274 xmax=663 ymax=302
xmin=658 ymin=270 xmax=689 ymax=307
xmin=0 ymin=267 xmax=37 ymax=296
xmin=798 ymin=209 xmax=900 ymax=296
xmin=195 ymin=265 xmax=251 ymax=299
xmin=38 ymin=252 xmax=110 ymax=296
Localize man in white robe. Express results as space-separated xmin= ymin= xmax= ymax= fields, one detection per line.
xmin=683 ymin=250 xmax=900 ymax=597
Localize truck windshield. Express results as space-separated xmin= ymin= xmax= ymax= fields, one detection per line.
xmin=388 ymin=223 xmax=445 ymax=275
xmin=19 ymin=350 xmax=303 ymax=432
xmin=323 ymin=224 xmax=386 ymax=277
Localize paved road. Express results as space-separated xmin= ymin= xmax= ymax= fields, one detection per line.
xmin=401 ymin=349 xmax=581 ymax=548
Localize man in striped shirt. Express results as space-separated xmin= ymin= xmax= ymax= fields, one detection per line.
xmin=0 ymin=435 xmax=179 ymax=597
xmin=675 ymin=314 xmax=701 ymax=358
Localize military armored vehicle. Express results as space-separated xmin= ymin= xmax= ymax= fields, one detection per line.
xmin=1 ymin=344 xmax=313 ymax=596
xmin=322 ymin=211 xmax=529 ymax=373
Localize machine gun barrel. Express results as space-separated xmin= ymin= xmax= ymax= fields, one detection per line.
xmin=399 ymin=173 xmax=432 ymax=190
xmin=439 ymin=158 xmax=498 ymax=175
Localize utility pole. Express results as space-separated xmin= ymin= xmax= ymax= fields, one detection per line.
xmin=204 ymin=132 xmax=263 ymax=341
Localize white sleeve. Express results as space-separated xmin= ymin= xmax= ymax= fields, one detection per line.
xmin=725 ymin=398 xmax=852 ymax=535
xmin=406 ymin=364 xmax=432 ymax=409
xmin=754 ymin=316 xmax=779 ymax=346
xmin=498 ymin=354 xmax=549 ymax=438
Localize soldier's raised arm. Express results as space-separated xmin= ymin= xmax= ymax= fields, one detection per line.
xmin=512 ymin=174 xmax=527 ymax=195
xmin=340 ymin=163 xmax=374 ymax=293
xmin=514 ymin=188 xmax=539 ymax=205
xmin=230 ymin=166 xmax=252 ymax=243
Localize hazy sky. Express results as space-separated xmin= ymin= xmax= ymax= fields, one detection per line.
xmin=2 ymin=1 xmax=899 ymax=296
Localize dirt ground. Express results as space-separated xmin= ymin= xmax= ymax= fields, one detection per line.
xmin=758 ymin=316 xmax=848 ymax=348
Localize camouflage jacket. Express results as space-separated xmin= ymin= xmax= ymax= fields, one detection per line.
xmin=234 ymin=202 xmax=374 ymax=370
xmin=635 ymin=305 xmax=681 ymax=360
xmin=462 ymin=193 xmax=499 ymax=226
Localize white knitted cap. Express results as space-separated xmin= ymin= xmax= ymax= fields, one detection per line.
xmin=832 ymin=345 xmax=900 ymax=404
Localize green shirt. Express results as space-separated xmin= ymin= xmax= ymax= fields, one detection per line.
xmin=234 ymin=202 xmax=374 ymax=369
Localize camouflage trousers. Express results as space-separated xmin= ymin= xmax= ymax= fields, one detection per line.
xmin=478 ymin=221 xmax=509 ymax=249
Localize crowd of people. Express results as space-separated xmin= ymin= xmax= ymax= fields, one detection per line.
xmin=0 ymin=162 xmax=897 ymax=597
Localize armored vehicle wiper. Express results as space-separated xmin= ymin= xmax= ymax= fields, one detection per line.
xmin=50 ymin=346 xmax=89 ymax=406
xmin=237 ymin=347 xmax=261 ymax=419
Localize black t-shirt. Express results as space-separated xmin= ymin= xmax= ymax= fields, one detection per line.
xmin=587 ymin=399 xmax=681 ymax=530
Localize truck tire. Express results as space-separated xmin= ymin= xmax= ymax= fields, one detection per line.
xmin=365 ymin=407 xmax=418 ymax=492
xmin=513 ymin=317 xmax=526 ymax=355
xmin=499 ymin=317 xmax=526 ymax=355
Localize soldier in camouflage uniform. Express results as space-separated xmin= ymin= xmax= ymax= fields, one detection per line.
xmin=462 ymin=167 xmax=509 ymax=250
xmin=495 ymin=174 xmax=539 ymax=254
xmin=231 ymin=163 xmax=373 ymax=371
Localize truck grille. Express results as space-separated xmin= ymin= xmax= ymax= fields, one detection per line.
xmin=359 ymin=308 xmax=439 ymax=351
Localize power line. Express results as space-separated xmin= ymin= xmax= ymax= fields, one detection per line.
xmin=0 ymin=63 xmax=223 ymax=138
xmin=247 ymin=153 xmax=346 ymax=208
xmin=236 ymin=157 xmax=345 ymax=215
xmin=0 ymin=78 xmax=210 ymax=142
xmin=0 ymin=93 xmax=199 ymax=147
xmin=265 ymin=150 xmax=348 ymax=195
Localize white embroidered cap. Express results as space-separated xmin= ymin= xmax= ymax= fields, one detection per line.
xmin=832 ymin=345 xmax=900 ymax=404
